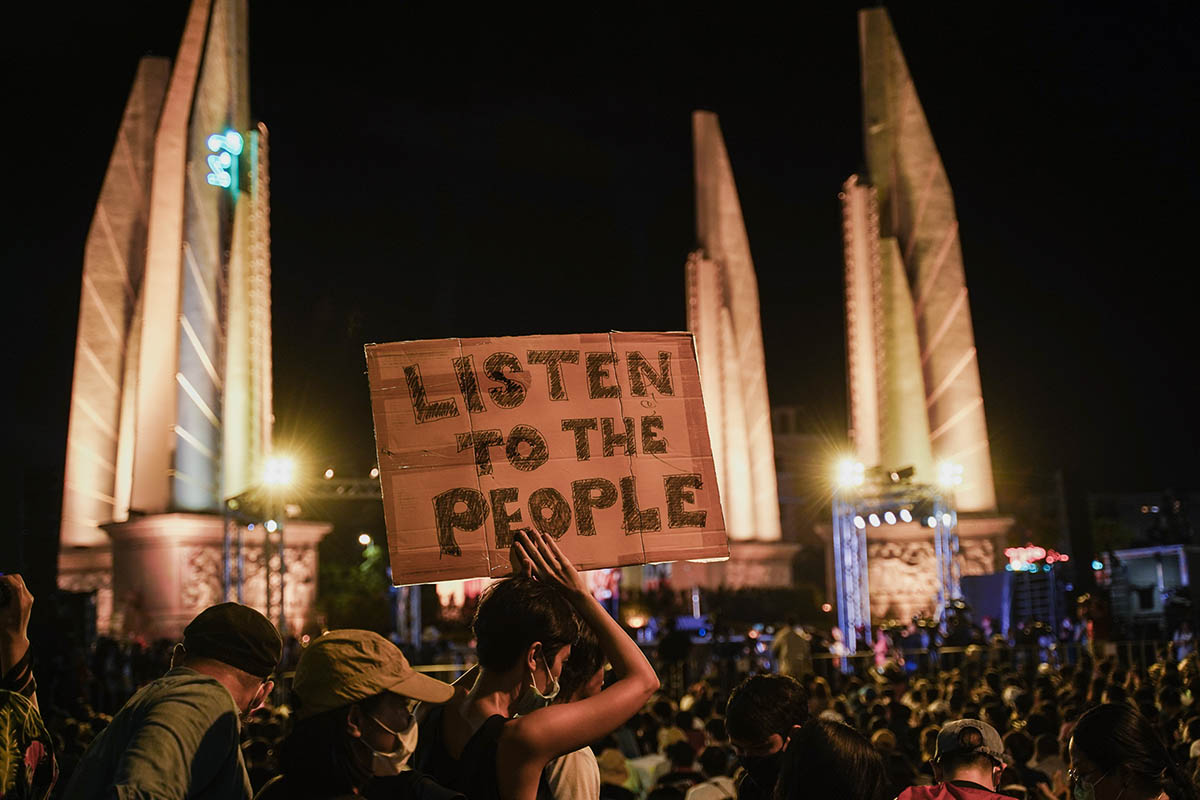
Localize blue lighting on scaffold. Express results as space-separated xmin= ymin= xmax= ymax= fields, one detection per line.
xmin=1091 ymin=559 xmax=1104 ymax=571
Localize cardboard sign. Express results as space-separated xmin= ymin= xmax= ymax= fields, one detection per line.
xmin=365 ymin=332 xmax=729 ymax=585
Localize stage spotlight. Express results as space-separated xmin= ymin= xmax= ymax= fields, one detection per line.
xmin=835 ymin=458 xmax=865 ymax=488
xmin=854 ymin=515 xmax=866 ymax=529
xmin=942 ymin=512 xmax=953 ymax=526
xmin=927 ymin=516 xmax=937 ymax=528
xmin=868 ymin=513 xmax=881 ymax=527
xmin=1091 ymin=559 xmax=1104 ymax=571
xmin=899 ymin=508 xmax=913 ymax=522
xmin=883 ymin=511 xmax=897 ymax=524
xmin=937 ymin=461 xmax=965 ymax=488
xmin=262 ymin=455 xmax=296 ymax=488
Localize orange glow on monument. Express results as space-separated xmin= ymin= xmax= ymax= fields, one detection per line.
xmin=830 ymin=9 xmax=1013 ymax=621
xmin=58 ymin=0 xmax=329 ymax=637
xmin=685 ymin=112 xmax=781 ymax=544
xmin=843 ymin=9 xmax=997 ymax=512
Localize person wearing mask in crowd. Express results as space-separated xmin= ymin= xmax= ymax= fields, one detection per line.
xmin=545 ymin=626 xmax=606 ymax=800
xmin=63 ymin=603 xmax=281 ymax=800
xmin=774 ymin=718 xmax=888 ymax=800
xmin=415 ymin=530 xmax=660 ymax=800
xmin=1069 ymin=703 xmax=1198 ymax=800
xmin=897 ymin=719 xmax=1008 ymax=800
xmin=1 ymin=573 xmax=56 ymax=800
xmin=684 ymin=747 xmax=735 ymax=800
xmin=254 ymin=629 xmax=459 ymax=800
xmin=724 ymin=674 xmax=809 ymax=800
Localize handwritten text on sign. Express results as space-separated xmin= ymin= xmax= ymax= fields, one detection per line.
xmin=366 ymin=332 xmax=729 ymax=585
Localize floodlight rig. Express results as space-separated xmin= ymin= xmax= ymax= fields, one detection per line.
xmin=832 ymin=463 xmax=962 ymax=667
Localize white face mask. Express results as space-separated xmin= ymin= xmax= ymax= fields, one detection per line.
xmin=366 ymin=714 xmax=418 ymax=775
xmin=512 ymin=653 xmax=561 ymax=716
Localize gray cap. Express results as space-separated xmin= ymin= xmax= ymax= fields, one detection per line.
xmin=934 ymin=719 xmax=1006 ymax=765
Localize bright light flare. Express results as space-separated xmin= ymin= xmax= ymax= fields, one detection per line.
xmin=937 ymin=461 xmax=965 ymax=488
xmin=358 ymin=533 xmax=372 ymax=546
xmin=835 ymin=458 xmax=866 ymax=488
xmin=899 ymin=509 xmax=913 ymax=522
xmin=324 ymin=467 xmax=335 ymax=479
xmin=262 ymin=455 xmax=296 ymax=488
xmin=369 ymin=467 xmax=380 ymax=479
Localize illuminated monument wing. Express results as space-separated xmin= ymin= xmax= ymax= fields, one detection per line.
xmin=59 ymin=0 xmax=329 ymax=638
xmin=680 ymin=111 xmax=796 ymax=589
xmin=838 ymin=9 xmax=1010 ymax=619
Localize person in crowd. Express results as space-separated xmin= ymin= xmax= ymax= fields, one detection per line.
xmin=774 ymin=718 xmax=888 ymax=800
xmin=545 ymin=626 xmax=606 ymax=800
xmin=648 ymin=788 xmax=686 ymax=800
xmin=596 ymin=744 xmax=642 ymax=800
xmin=657 ymin=740 xmax=704 ymax=793
xmin=1069 ymin=703 xmax=1198 ymax=800
xmin=770 ymin=618 xmax=812 ymax=679
xmin=1002 ymin=730 xmax=1051 ymax=797
xmin=872 ymin=728 xmax=919 ymax=797
xmin=897 ymin=719 xmax=1008 ymax=800
xmin=685 ymin=746 xmax=735 ymax=800
xmin=704 ymin=718 xmax=729 ymax=747
xmin=254 ymin=628 xmax=459 ymax=800
xmin=1030 ymin=733 xmax=1066 ymax=782
xmin=63 ymin=602 xmax=281 ymax=800
xmin=415 ymin=530 xmax=660 ymax=800
xmin=724 ymin=674 xmax=809 ymax=800
xmin=1 ymin=573 xmax=56 ymax=800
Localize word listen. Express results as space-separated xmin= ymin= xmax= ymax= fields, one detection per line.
xmin=404 ymin=349 xmax=674 ymax=422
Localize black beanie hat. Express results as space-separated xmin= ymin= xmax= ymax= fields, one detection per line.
xmin=182 ymin=603 xmax=282 ymax=679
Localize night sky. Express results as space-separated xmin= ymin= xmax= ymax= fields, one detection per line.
xmin=11 ymin=2 xmax=1199 ymax=574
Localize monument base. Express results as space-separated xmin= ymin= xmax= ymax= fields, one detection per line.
xmin=816 ymin=512 xmax=1013 ymax=622
xmin=58 ymin=512 xmax=331 ymax=640
xmin=671 ymin=540 xmax=802 ymax=589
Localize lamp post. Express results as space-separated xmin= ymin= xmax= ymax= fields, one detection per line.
xmin=260 ymin=455 xmax=296 ymax=636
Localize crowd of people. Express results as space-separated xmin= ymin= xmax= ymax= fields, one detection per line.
xmin=4 ymin=532 xmax=1200 ymax=800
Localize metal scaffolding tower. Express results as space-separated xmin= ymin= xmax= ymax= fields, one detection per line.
xmin=832 ymin=479 xmax=961 ymax=660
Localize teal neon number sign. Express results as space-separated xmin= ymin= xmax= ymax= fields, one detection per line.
xmin=206 ymin=129 xmax=244 ymax=189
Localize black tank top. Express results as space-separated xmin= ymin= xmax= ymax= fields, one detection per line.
xmin=416 ymin=705 xmax=555 ymax=800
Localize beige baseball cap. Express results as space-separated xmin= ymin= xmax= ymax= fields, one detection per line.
xmin=292 ymin=629 xmax=454 ymax=719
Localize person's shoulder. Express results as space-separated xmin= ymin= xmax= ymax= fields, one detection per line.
xmin=143 ymin=668 xmax=239 ymax=716
xmin=898 ymin=784 xmax=941 ymax=800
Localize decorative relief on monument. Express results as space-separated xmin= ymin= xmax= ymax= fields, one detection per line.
xmin=867 ymin=540 xmax=937 ymax=621
xmin=182 ymin=547 xmax=223 ymax=611
xmin=960 ymin=538 xmax=994 ymax=575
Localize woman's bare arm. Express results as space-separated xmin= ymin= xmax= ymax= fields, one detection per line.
xmin=503 ymin=531 xmax=659 ymax=764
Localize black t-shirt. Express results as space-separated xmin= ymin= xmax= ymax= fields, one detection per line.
xmin=414 ymin=704 xmax=554 ymax=800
